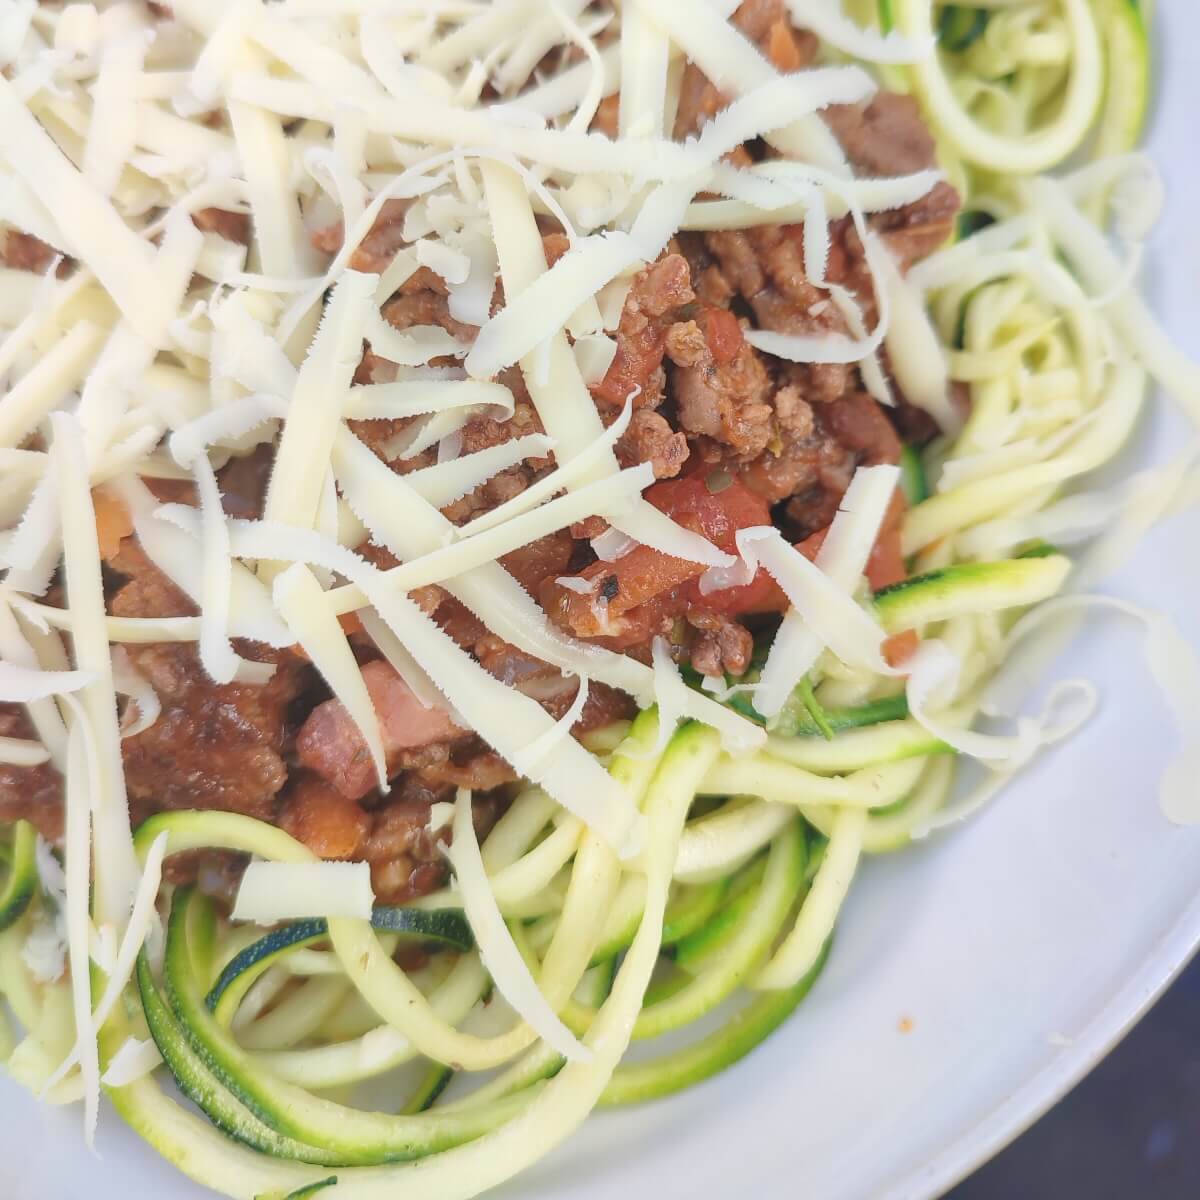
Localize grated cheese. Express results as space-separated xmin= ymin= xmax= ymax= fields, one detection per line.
xmin=405 ymin=434 xmax=555 ymax=510
xmin=0 ymin=320 xmax=105 ymax=450
xmin=755 ymin=465 xmax=900 ymax=717
xmin=118 ymin=477 xmax=293 ymax=647
xmin=232 ymin=860 xmax=376 ymax=923
xmin=51 ymin=414 xmax=140 ymax=928
xmin=262 ymin=270 xmax=377 ymax=548
xmin=634 ymin=0 xmax=858 ymax=172
xmin=0 ymin=735 xmax=49 ymax=766
xmin=83 ymin=33 xmax=148 ymax=199
xmin=100 ymin=1038 xmax=163 ymax=1088
xmin=110 ymin=646 xmax=161 ymax=738
xmin=466 ymin=230 xmax=643 ymax=380
xmin=738 ymin=526 xmax=891 ymax=676
xmin=0 ymin=662 xmax=94 ymax=703
xmin=0 ymin=78 xmax=162 ymax=341
xmin=447 ymin=787 xmax=591 ymax=1061
xmin=783 ymin=0 xmax=935 ymax=63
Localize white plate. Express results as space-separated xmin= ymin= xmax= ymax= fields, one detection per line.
xmin=4 ymin=13 xmax=1200 ymax=1200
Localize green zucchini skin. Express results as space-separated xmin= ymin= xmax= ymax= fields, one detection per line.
xmin=899 ymin=445 xmax=930 ymax=507
xmin=599 ymin=939 xmax=832 ymax=1107
xmin=0 ymin=821 xmax=38 ymax=934
xmin=873 ymin=554 xmax=1071 ymax=632
xmin=206 ymin=920 xmax=328 ymax=1025
xmin=257 ymin=1179 xmax=339 ymax=1200
xmin=162 ymin=889 xmax=524 ymax=1166
xmin=136 ymin=952 xmax=344 ymax=1166
xmin=399 ymin=1063 xmax=455 ymax=1116
xmin=205 ymin=908 xmax=473 ymax=1026
xmin=938 ymin=5 xmax=988 ymax=51
xmin=727 ymin=689 xmax=911 ymax=737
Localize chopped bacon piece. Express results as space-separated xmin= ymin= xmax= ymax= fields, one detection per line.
xmin=296 ymin=660 xmax=465 ymax=800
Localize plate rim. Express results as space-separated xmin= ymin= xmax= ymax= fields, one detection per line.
xmin=883 ymin=885 xmax=1200 ymax=1197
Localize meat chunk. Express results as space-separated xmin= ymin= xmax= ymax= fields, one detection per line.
xmin=118 ymin=641 xmax=306 ymax=826
xmin=3 ymin=230 xmax=66 ymax=276
xmin=0 ymin=705 xmax=64 ymax=841
xmin=277 ymin=774 xmax=507 ymax=904
xmin=192 ymin=207 xmax=251 ymax=246
xmin=108 ymin=539 xmax=308 ymax=825
xmin=297 ymin=660 xmax=465 ymax=801
xmin=822 ymin=389 xmax=903 ymax=466
xmin=873 ymin=180 xmax=961 ymax=270
xmin=437 ymin=386 xmax=551 ymax=523
xmin=311 ymin=198 xmax=412 ymax=274
xmin=674 ymin=0 xmax=817 ymax=136
xmin=687 ymin=610 xmax=755 ymax=678
xmin=381 ymin=272 xmax=477 ymax=344
xmin=615 ymin=407 xmax=689 ymax=479
xmin=591 ymin=255 xmax=694 ymax=409
xmin=704 ymin=223 xmax=849 ymax=341
xmin=824 ymin=92 xmax=939 ymax=178
xmin=664 ymin=317 xmax=774 ymax=460
xmin=499 ymin=531 xmax=573 ymax=594
xmin=365 ymin=783 xmax=505 ymax=904
xmin=279 ymin=773 xmax=373 ymax=862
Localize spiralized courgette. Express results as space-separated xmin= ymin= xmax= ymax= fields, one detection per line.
xmin=1 ymin=5 xmax=1197 ymax=1200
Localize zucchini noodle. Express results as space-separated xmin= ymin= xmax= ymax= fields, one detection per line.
xmin=1 ymin=3 xmax=1196 ymax=1199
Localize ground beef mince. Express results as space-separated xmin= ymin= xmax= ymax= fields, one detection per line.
xmin=106 ymin=537 xmax=309 ymax=827
xmin=2 ymin=229 xmax=68 ymax=276
xmin=0 ymin=704 xmax=64 ymax=841
xmin=0 ymin=0 xmax=963 ymax=906
xmin=664 ymin=315 xmax=773 ymax=460
xmin=119 ymin=639 xmax=307 ymax=827
xmin=614 ymin=407 xmax=689 ymax=480
xmin=824 ymin=92 xmax=940 ymax=178
xmin=311 ymin=198 xmax=412 ymax=274
xmin=591 ymin=254 xmax=696 ymax=410
xmin=674 ymin=0 xmax=818 ymax=137
xmin=278 ymin=773 xmax=505 ymax=905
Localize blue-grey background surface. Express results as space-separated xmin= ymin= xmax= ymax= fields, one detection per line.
xmin=952 ymin=957 xmax=1200 ymax=1198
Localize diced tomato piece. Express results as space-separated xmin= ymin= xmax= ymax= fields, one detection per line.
xmin=866 ymin=526 xmax=907 ymax=592
xmin=795 ymin=529 xmax=827 ymax=561
xmin=338 ymin=611 xmax=364 ymax=638
xmin=700 ymin=308 xmax=745 ymax=366
xmin=652 ymin=475 xmax=783 ymax=613
xmin=865 ymin=490 xmax=909 ymax=592
xmin=93 ymin=487 xmax=132 ymax=562
xmin=646 ymin=476 xmax=771 ymax=551
xmin=796 ymin=489 xmax=908 ymax=591
xmin=883 ymin=630 xmax=920 ymax=668
xmin=543 ymin=476 xmax=781 ymax=637
xmin=683 ymin=569 xmax=787 ymax=617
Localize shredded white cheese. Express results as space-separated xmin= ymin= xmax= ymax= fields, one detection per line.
xmin=232 ymin=861 xmax=376 ymax=923
xmin=446 ymin=787 xmax=591 ymax=1061
xmin=756 ymin=465 xmax=900 ymax=717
